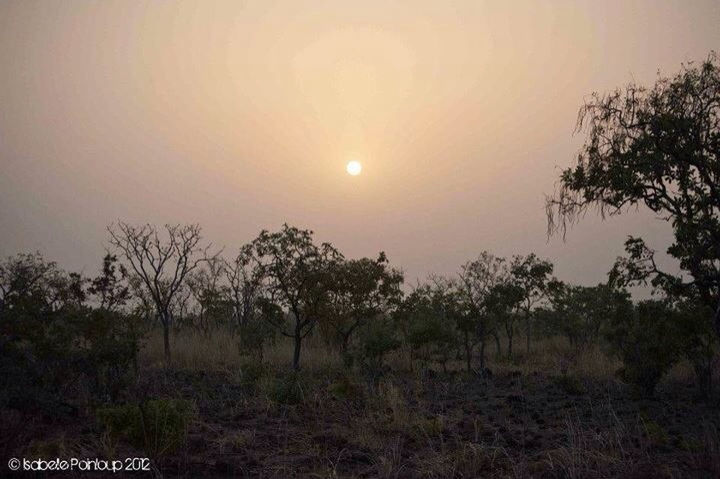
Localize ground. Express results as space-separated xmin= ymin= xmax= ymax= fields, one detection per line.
xmin=5 ymin=359 xmax=718 ymax=478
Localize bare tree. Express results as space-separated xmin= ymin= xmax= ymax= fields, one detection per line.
xmin=107 ymin=222 xmax=216 ymax=365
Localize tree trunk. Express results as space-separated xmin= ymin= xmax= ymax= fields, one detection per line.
xmin=714 ymin=297 xmax=720 ymax=341
xmin=464 ymin=331 xmax=472 ymax=372
xmin=493 ymin=333 xmax=502 ymax=358
xmin=162 ymin=316 xmax=171 ymax=366
xmin=292 ymin=318 xmax=303 ymax=371
xmin=479 ymin=340 xmax=486 ymax=371
xmin=525 ymin=315 xmax=531 ymax=355
xmin=507 ymin=330 xmax=513 ymax=359
xmin=342 ymin=332 xmax=351 ymax=355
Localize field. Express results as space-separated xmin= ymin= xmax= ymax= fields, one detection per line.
xmin=5 ymin=329 xmax=719 ymax=478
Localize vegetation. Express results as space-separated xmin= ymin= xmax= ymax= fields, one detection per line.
xmin=1 ymin=53 xmax=719 ymax=477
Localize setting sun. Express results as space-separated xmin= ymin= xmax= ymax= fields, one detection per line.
xmin=346 ymin=160 xmax=362 ymax=176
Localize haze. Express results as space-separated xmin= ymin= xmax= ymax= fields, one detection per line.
xmin=1 ymin=0 xmax=719 ymax=286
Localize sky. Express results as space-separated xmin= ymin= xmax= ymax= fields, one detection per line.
xmin=1 ymin=0 xmax=719 ymax=289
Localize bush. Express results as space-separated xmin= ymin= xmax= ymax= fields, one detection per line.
xmin=238 ymin=358 xmax=265 ymax=392
xmin=0 ymin=253 xmax=142 ymax=412
xmin=237 ymin=316 xmax=276 ymax=362
xmin=553 ymin=374 xmax=585 ymax=395
xmin=328 ymin=373 xmax=364 ymax=402
xmin=605 ymin=300 xmax=683 ymax=396
xmin=353 ymin=316 xmax=401 ymax=375
xmin=97 ymin=399 xmax=194 ymax=458
xmin=266 ymin=372 xmax=305 ymax=405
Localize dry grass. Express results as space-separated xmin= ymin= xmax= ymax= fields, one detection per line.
xmin=141 ymin=328 xmax=702 ymax=396
xmin=141 ymin=328 xmax=343 ymax=372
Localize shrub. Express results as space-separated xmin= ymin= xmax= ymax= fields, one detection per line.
xmin=605 ymin=300 xmax=683 ymax=396
xmin=353 ymin=316 xmax=401 ymax=375
xmin=97 ymin=399 xmax=194 ymax=458
xmin=0 ymin=253 xmax=142 ymax=412
xmin=237 ymin=316 xmax=276 ymax=362
xmin=266 ymin=372 xmax=305 ymax=405
xmin=238 ymin=358 xmax=265 ymax=392
xmin=328 ymin=374 xmax=364 ymax=402
xmin=553 ymin=374 xmax=585 ymax=395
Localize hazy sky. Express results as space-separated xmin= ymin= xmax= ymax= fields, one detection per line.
xmin=1 ymin=0 xmax=719 ymax=288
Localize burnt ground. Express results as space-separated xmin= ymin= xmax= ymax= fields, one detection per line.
xmin=3 ymin=367 xmax=720 ymax=478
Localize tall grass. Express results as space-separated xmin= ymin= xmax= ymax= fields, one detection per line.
xmin=140 ymin=327 xmax=698 ymax=389
xmin=141 ymin=328 xmax=342 ymax=372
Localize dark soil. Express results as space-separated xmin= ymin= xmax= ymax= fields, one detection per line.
xmin=4 ymin=369 xmax=720 ymax=478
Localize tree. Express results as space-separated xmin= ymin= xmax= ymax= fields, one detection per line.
xmin=396 ymin=279 xmax=458 ymax=372
xmin=249 ymin=224 xmax=342 ymax=370
xmin=324 ymin=253 xmax=403 ymax=357
xmin=605 ymin=299 xmax=685 ymax=396
xmin=186 ymin=256 xmax=230 ymax=335
xmin=509 ymin=254 xmax=554 ymax=354
xmin=546 ymin=52 xmax=720 ymax=340
xmin=87 ymin=254 xmax=131 ymax=313
xmin=457 ymin=252 xmax=507 ymax=370
xmin=485 ymin=281 xmax=524 ymax=360
xmin=545 ymin=282 xmax=631 ymax=348
xmin=0 ymin=253 xmax=140 ymax=410
xmin=107 ymin=223 xmax=216 ymax=365
xmin=224 ymin=244 xmax=264 ymax=330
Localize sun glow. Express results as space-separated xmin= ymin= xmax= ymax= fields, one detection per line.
xmin=346 ymin=160 xmax=362 ymax=176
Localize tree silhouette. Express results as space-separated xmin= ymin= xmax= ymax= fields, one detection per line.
xmin=249 ymin=224 xmax=342 ymax=370
xmin=547 ymin=52 xmax=720 ymax=340
xmin=108 ymin=222 xmax=216 ymax=365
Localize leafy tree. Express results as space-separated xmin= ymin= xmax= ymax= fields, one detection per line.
xmin=108 ymin=222 xmax=217 ymax=365
xmin=237 ymin=296 xmax=280 ymax=362
xmin=509 ymin=254 xmax=554 ymax=354
xmin=186 ymin=256 xmax=231 ymax=335
xmin=486 ymin=281 xmax=524 ymax=359
xmin=87 ymin=254 xmax=131 ymax=312
xmin=353 ymin=313 xmax=401 ymax=376
xmin=457 ymin=252 xmax=507 ymax=370
xmin=672 ymin=298 xmax=717 ymax=396
xmin=605 ymin=299 xmax=684 ymax=396
xmin=397 ymin=279 xmax=458 ymax=372
xmin=0 ymin=253 xmax=140 ymax=410
xmin=545 ymin=282 xmax=632 ymax=348
xmin=546 ymin=52 xmax=720 ymax=341
xmin=224 ymin=244 xmax=265 ymax=330
xmin=249 ymin=224 xmax=342 ymax=370
xmin=324 ymin=252 xmax=403 ymax=357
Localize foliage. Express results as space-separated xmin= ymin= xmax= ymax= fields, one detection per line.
xmin=237 ymin=310 xmax=277 ymax=362
xmin=546 ymin=52 xmax=720 ymax=341
xmin=0 ymin=253 xmax=142 ymax=411
xmin=249 ymin=224 xmax=343 ymax=370
xmin=552 ymin=374 xmax=585 ymax=395
xmin=223 ymin=244 xmax=265 ymax=330
xmin=265 ymin=372 xmax=306 ymax=405
xmin=327 ymin=373 xmax=364 ymax=402
xmin=352 ymin=314 xmax=401 ymax=375
xmin=543 ymin=282 xmax=633 ymax=348
xmin=237 ymin=358 xmax=266 ymax=392
xmin=97 ymin=398 xmax=194 ymax=458
xmin=185 ymin=256 xmax=233 ymax=334
xmin=605 ymin=300 xmax=684 ymax=396
xmin=456 ymin=252 xmax=507 ymax=370
xmin=509 ymin=253 xmax=555 ymax=353
xmin=323 ymin=252 xmax=403 ymax=354
xmin=398 ymin=282 xmax=458 ymax=371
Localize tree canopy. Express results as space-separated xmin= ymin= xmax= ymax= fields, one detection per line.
xmin=546 ymin=52 xmax=720 ymax=335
